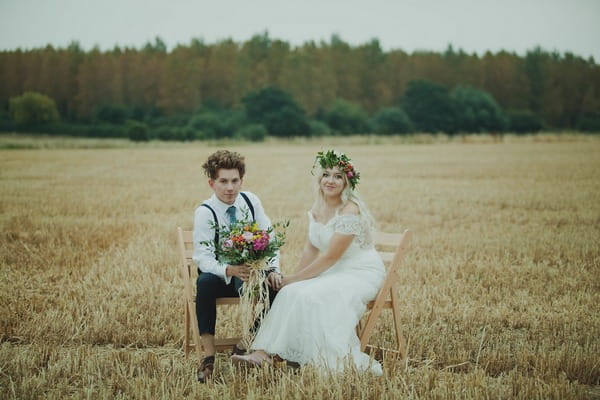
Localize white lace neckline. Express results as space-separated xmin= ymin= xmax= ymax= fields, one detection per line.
xmin=308 ymin=209 xmax=341 ymax=226
xmin=308 ymin=210 xmax=362 ymax=226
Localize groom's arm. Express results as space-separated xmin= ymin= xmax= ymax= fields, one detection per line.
xmin=192 ymin=205 xmax=234 ymax=284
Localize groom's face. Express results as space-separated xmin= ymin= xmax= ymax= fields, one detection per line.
xmin=209 ymin=168 xmax=243 ymax=205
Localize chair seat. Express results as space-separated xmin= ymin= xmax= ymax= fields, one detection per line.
xmin=366 ymin=300 xmax=392 ymax=309
xmin=216 ymin=297 xmax=240 ymax=305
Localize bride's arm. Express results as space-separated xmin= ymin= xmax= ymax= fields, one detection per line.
xmin=283 ymin=233 xmax=354 ymax=286
xmin=295 ymin=241 xmax=319 ymax=272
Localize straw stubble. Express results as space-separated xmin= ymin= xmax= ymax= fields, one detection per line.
xmin=1 ymin=138 xmax=598 ymax=399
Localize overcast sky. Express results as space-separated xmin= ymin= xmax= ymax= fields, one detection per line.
xmin=1 ymin=0 xmax=598 ymax=61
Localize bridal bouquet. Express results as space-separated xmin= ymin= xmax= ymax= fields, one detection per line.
xmin=214 ymin=219 xmax=285 ymax=267
xmin=201 ymin=212 xmax=288 ymax=347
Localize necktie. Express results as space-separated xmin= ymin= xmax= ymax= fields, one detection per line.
xmin=226 ymin=206 xmax=237 ymax=225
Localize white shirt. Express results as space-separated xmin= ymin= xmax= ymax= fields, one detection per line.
xmin=192 ymin=191 xmax=281 ymax=284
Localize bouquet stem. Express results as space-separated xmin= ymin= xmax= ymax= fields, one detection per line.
xmin=239 ymin=262 xmax=271 ymax=350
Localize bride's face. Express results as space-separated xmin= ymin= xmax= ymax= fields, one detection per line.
xmin=320 ymin=167 xmax=346 ymax=198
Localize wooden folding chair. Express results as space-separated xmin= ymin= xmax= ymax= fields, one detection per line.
xmin=177 ymin=227 xmax=241 ymax=361
xmin=356 ymin=229 xmax=411 ymax=360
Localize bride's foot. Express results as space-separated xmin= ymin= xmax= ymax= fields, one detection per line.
xmin=231 ymin=351 xmax=272 ymax=367
xmin=231 ymin=343 xmax=246 ymax=356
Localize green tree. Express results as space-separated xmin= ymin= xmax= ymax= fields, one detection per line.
xmin=201 ymin=39 xmax=238 ymax=107
xmin=74 ymin=49 xmax=123 ymax=120
xmin=235 ymin=123 xmax=267 ymax=141
xmin=451 ymin=86 xmax=507 ymax=132
xmin=157 ymin=45 xmax=203 ymax=115
xmin=188 ymin=112 xmax=226 ymax=139
xmin=321 ymin=99 xmax=370 ymax=134
xmin=93 ymin=104 xmax=128 ymax=124
xmin=280 ymin=41 xmax=336 ymax=115
xmin=482 ymin=51 xmax=529 ymax=111
xmin=242 ymin=86 xmax=309 ymax=136
xmin=577 ymin=112 xmax=600 ymax=132
xmin=2 ymin=39 xmax=600 ymax=134
xmin=237 ymin=33 xmax=273 ymax=95
xmin=382 ymin=49 xmax=411 ymax=109
xmin=327 ymin=35 xmax=361 ymax=104
xmin=506 ymin=109 xmax=543 ymax=133
xmin=356 ymin=39 xmax=388 ymax=112
xmin=9 ymin=91 xmax=59 ymax=126
xmin=402 ymin=80 xmax=458 ymax=133
xmin=371 ymin=107 xmax=413 ymax=134
xmin=524 ymin=47 xmax=549 ymax=116
xmin=143 ymin=37 xmax=167 ymax=54
xmin=127 ymin=120 xmax=150 ymax=141
xmin=308 ymin=119 xmax=331 ymax=136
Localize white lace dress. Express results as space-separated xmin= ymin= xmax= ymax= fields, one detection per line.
xmin=251 ymin=211 xmax=386 ymax=375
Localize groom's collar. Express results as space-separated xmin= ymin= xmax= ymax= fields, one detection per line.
xmin=210 ymin=193 xmax=241 ymax=214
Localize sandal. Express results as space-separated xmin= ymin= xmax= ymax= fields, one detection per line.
xmin=231 ymin=352 xmax=273 ymax=367
xmin=197 ymin=355 xmax=215 ymax=383
xmin=231 ymin=344 xmax=246 ymax=356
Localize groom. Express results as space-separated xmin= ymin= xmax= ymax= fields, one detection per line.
xmin=192 ymin=150 xmax=282 ymax=383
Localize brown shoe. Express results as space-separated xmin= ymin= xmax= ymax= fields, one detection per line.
xmin=273 ymin=355 xmax=300 ymax=369
xmin=197 ymin=355 xmax=215 ymax=383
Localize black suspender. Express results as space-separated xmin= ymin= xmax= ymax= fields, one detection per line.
xmin=240 ymin=192 xmax=255 ymax=220
xmin=201 ymin=192 xmax=256 ymax=248
xmin=201 ymin=203 xmax=219 ymax=245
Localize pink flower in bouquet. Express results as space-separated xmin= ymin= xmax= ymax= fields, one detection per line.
xmin=253 ymin=236 xmax=269 ymax=251
xmin=223 ymin=239 xmax=233 ymax=249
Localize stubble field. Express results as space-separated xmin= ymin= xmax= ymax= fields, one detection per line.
xmin=0 ymin=135 xmax=599 ymax=399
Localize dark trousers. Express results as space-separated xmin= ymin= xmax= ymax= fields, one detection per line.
xmin=195 ymin=272 xmax=278 ymax=335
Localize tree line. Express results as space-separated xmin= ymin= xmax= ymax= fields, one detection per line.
xmin=1 ymin=34 xmax=599 ymax=140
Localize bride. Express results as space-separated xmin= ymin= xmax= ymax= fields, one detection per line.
xmin=232 ymin=149 xmax=386 ymax=375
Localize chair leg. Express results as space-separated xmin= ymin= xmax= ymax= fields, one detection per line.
xmin=390 ymin=287 xmax=406 ymax=359
xmin=359 ymin=303 xmax=386 ymax=352
xmin=356 ymin=318 xmax=364 ymax=337
xmin=187 ymin=299 xmax=205 ymax=363
xmin=184 ymin=300 xmax=190 ymax=358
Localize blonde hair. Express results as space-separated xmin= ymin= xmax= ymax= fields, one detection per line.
xmin=312 ymin=166 xmax=376 ymax=232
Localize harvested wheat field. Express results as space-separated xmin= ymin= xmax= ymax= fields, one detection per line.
xmin=1 ymin=135 xmax=599 ymax=399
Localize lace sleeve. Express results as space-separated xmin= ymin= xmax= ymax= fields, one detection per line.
xmin=334 ymin=214 xmax=362 ymax=236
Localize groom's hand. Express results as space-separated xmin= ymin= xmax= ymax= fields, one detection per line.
xmin=226 ymin=265 xmax=250 ymax=281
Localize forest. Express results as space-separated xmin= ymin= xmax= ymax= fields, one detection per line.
xmin=1 ymin=33 xmax=599 ymax=140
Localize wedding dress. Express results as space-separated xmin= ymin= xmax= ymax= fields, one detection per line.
xmin=251 ymin=211 xmax=386 ymax=375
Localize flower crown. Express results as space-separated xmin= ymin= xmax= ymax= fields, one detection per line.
xmin=313 ymin=150 xmax=361 ymax=190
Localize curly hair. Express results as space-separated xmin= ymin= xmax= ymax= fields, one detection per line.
xmin=202 ymin=150 xmax=246 ymax=180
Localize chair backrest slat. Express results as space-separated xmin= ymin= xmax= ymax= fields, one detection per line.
xmin=369 ymin=230 xmax=410 ymax=304
xmin=373 ymin=231 xmax=403 ymax=247
xmin=181 ymin=230 xmax=193 ymax=242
